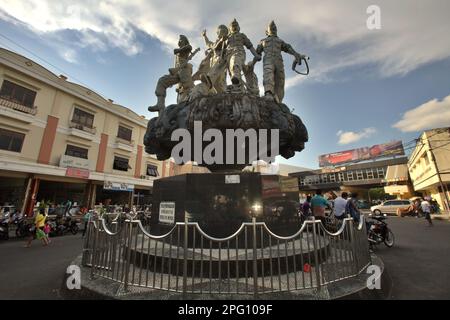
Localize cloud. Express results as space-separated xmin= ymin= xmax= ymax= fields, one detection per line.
xmin=1 ymin=0 xmax=450 ymax=85
xmin=393 ymin=95 xmax=450 ymax=132
xmin=337 ymin=127 xmax=377 ymax=145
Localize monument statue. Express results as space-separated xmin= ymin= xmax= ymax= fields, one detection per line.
xmin=144 ymin=20 xmax=309 ymax=171
xmin=256 ymin=21 xmax=308 ymax=103
xmin=144 ymin=20 xmax=310 ymax=238
xmin=226 ymin=19 xmax=261 ymax=87
xmin=148 ymin=35 xmax=199 ymax=114
xmin=197 ymin=25 xmax=229 ymax=94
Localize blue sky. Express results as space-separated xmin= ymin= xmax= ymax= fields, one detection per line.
xmin=1 ymin=0 xmax=450 ymax=169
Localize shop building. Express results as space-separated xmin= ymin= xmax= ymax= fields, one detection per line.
xmin=408 ymin=127 xmax=450 ymax=212
xmin=289 ymin=157 xmax=410 ymax=200
xmin=0 ymin=48 xmax=164 ymax=215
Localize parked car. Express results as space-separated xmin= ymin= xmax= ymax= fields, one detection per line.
xmin=370 ymin=200 xmax=412 ymax=215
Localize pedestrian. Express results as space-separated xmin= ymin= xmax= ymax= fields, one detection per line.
xmin=421 ymin=198 xmax=433 ymax=226
xmin=43 ymin=222 xmax=51 ymax=243
xmin=345 ymin=193 xmax=361 ymax=223
xmin=333 ymin=192 xmax=349 ymax=221
xmin=311 ymin=189 xmax=330 ymax=224
xmin=25 ymin=209 xmax=49 ymax=248
xmin=82 ymin=210 xmax=92 ymax=237
xmin=301 ymin=195 xmax=312 ymax=221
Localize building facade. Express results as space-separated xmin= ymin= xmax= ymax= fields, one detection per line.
xmin=408 ymin=127 xmax=450 ymax=211
xmin=289 ymin=157 xmax=410 ymax=199
xmin=0 ymin=48 xmax=164 ymax=215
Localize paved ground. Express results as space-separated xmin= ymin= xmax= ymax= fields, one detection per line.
xmin=0 ymin=217 xmax=449 ymax=299
xmin=0 ymin=235 xmax=84 ymax=299
xmin=369 ymin=215 xmax=450 ymax=299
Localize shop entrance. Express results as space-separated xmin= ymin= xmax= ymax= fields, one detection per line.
xmin=134 ymin=189 xmax=152 ymax=207
xmin=0 ymin=177 xmax=27 ymax=212
xmin=95 ymin=185 xmax=132 ymax=207
xmin=37 ymin=180 xmax=87 ymax=207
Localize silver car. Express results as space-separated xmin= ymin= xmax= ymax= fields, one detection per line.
xmin=370 ymin=200 xmax=412 ymax=215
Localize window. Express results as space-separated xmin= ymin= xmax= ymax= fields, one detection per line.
xmin=383 ymin=201 xmax=393 ymax=206
xmin=117 ymin=125 xmax=132 ymax=141
xmin=0 ymin=80 xmax=36 ymax=108
xmin=366 ymin=169 xmax=374 ymax=179
xmin=65 ymin=145 xmax=88 ymax=159
xmin=146 ymin=164 xmax=159 ymax=177
xmin=329 ymin=174 xmax=336 ymax=183
xmin=72 ymin=108 xmax=94 ymax=128
xmin=356 ymin=170 xmax=364 ymax=180
xmin=0 ymin=128 xmax=25 ymax=152
xmin=347 ymin=171 xmax=354 ymax=181
xmin=424 ymin=154 xmax=430 ymax=166
xmin=113 ymin=156 xmax=130 ymax=171
xmin=321 ymin=174 xmax=328 ymax=183
xmin=377 ymin=168 xmax=385 ymax=178
xmin=338 ymin=172 xmax=345 ymax=181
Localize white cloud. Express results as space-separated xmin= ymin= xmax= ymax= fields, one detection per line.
xmin=393 ymin=95 xmax=450 ymax=132
xmin=337 ymin=127 xmax=377 ymax=145
xmin=1 ymin=0 xmax=450 ymax=85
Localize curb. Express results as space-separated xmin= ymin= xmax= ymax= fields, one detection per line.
xmin=62 ymin=254 xmax=390 ymax=300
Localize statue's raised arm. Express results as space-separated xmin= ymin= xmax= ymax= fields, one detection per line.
xmin=256 ymin=21 xmax=309 ymax=103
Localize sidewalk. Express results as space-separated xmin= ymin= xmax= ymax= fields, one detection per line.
xmin=432 ymin=210 xmax=450 ymax=221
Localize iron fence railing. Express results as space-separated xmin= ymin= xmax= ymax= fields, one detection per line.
xmin=82 ymin=215 xmax=371 ymax=297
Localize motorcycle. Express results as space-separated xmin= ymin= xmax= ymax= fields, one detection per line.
xmin=0 ymin=216 xmax=9 ymax=240
xmin=50 ymin=216 xmax=79 ymax=236
xmin=13 ymin=214 xmax=33 ymax=238
xmin=367 ymin=213 xmax=395 ymax=247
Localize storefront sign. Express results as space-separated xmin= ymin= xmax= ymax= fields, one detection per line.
xmin=159 ymin=202 xmax=175 ymax=224
xmin=60 ymin=155 xmax=90 ymax=169
xmin=103 ymin=181 xmax=134 ymax=191
xmin=225 ymin=175 xmax=240 ymax=184
xmin=66 ymin=167 xmax=90 ymax=179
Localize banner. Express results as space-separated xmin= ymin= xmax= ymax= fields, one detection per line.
xmin=319 ymin=140 xmax=404 ymax=167
xmin=103 ymin=181 xmax=134 ymax=191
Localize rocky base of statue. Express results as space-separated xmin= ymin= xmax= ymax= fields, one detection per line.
xmin=144 ymin=93 xmax=308 ymax=172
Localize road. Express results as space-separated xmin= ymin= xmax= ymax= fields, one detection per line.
xmin=0 ymin=235 xmax=83 ymax=299
xmin=0 ymin=217 xmax=449 ymax=299
xmin=370 ymin=215 xmax=450 ymax=299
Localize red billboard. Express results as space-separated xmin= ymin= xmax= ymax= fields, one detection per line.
xmin=319 ymin=140 xmax=405 ymax=167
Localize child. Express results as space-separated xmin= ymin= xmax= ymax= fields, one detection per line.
xmin=44 ymin=222 xmax=51 ymax=243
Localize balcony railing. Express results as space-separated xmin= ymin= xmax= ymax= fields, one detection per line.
xmin=0 ymin=97 xmax=37 ymax=115
xmin=69 ymin=121 xmax=97 ymax=135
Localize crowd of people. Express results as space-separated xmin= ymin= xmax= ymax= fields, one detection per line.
xmin=299 ymin=190 xmax=362 ymax=227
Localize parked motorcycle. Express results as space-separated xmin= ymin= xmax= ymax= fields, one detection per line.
xmin=49 ymin=216 xmax=79 ymax=236
xmin=0 ymin=217 xmax=9 ymax=240
xmin=367 ymin=213 xmax=394 ymax=247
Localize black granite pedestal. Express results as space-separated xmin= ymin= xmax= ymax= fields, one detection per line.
xmin=150 ymin=172 xmax=301 ymax=240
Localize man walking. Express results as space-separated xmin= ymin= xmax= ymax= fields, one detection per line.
xmin=421 ymin=197 xmax=433 ymax=226
xmin=334 ymin=192 xmax=349 ymax=221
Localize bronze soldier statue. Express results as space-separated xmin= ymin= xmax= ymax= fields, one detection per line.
xmin=226 ymin=19 xmax=261 ymax=86
xmin=148 ymin=35 xmax=198 ymax=114
xmin=256 ymin=21 xmax=306 ymax=103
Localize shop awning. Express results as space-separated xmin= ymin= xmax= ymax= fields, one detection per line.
xmin=384 ymin=164 xmax=409 ymax=183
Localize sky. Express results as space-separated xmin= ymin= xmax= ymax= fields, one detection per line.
xmin=0 ymin=0 xmax=449 ymax=170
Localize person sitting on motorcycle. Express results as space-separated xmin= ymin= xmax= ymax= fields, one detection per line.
xmin=345 ymin=193 xmax=361 ymax=224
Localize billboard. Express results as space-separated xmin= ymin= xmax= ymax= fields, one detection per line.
xmin=319 ymin=140 xmax=405 ymax=167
